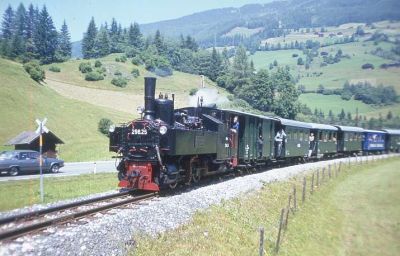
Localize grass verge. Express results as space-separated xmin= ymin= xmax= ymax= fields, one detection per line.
xmin=132 ymin=157 xmax=400 ymax=256
xmin=0 ymin=173 xmax=117 ymax=211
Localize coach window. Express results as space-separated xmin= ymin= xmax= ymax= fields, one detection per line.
xmin=304 ymin=131 xmax=308 ymax=141
xmin=328 ymin=132 xmax=332 ymax=141
xmin=299 ymin=130 xmax=303 ymax=141
xmin=319 ymin=131 xmax=323 ymax=141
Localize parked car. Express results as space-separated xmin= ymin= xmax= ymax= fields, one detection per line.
xmin=0 ymin=150 xmax=64 ymax=176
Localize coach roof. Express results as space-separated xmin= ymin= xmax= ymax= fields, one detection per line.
xmin=334 ymin=125 xmax=364 ymax=132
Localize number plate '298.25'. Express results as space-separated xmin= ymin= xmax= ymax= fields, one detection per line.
xmin=131 ymin=128 xmax=148 ymax=135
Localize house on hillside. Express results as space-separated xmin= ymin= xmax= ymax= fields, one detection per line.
xmin=5 ymin=131 xmax=64 ymax=158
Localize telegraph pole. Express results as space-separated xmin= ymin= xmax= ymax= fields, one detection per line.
xmin=36 ymin=118 xmax=49 ymax=202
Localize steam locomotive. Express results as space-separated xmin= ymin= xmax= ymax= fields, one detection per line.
xmin=109 ymin=77 xmax=400 ymax=192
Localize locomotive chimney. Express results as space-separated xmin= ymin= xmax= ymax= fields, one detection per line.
xmin=144 ymin=77 xmax=156 ymax=120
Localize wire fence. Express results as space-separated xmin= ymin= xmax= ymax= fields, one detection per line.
xmin=258 ymin=153 xmax=393 ymax=255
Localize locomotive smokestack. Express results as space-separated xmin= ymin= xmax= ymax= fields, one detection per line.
xmin=144 ymin=77 xmax=156 ymax=120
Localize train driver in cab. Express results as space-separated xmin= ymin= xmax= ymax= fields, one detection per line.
xmin=231 ymin=116 xmax=239 ymax=133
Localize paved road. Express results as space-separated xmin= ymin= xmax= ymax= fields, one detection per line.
xmin=0 ymin=160 xmax=118 ymax=182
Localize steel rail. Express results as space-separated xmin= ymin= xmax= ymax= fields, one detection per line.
xmin=0 ymin=192 xmax=156 ymax=241
xmin=0 ymin=191 xmax=133 ymax=226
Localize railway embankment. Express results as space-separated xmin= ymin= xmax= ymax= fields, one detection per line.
xmin=0 ymin=154 xmax=398 ymax=256
xmin=133 ymin=155 xmax=400 ymax=256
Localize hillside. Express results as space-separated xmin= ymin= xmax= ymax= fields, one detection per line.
xmin=249 ymin=21 xmax=400 ymax=118
xmin=140 ymin=0 xmax=400 ymax=45
xmin=44 ymin=53 xmax=230 ymax=111
xmin=0 ymin=58 xmax=132 ymax=162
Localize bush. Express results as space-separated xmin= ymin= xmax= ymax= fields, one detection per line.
xmin=23 ymin=61 xmax=45 ymax=82
xmin=292 ymin=53 xmax=299 ymax=58
xmin=98 ymin=118 xmax=113 ymax=136
xmin=48 ymin=66 xmax=61 ymax=72
xmin=120 ymin=55 xmax=127 ymax=63
xmin=131 ymin=68 xmax=140 ymax=78
xmin=297 ymin=57 xmax=304 ymax=65
xmin=94 ymin=60 xmax=102 ymax=68
xmin=131 ymin=56 xmax=142 ymax=65
xmin=189 ymin=88 xmax=198 ymax=96
xmin=95 ymin=67 xmax=106 ymax=74
xmin=111 ymin=77 xmax=128 ymax=87
xmin=320 ymin=62 xmax=327 ymax=67
xmin=361 ymin=63 xmax=375 ymax=69
xmin=114 ymin=70 xmax=122 ymax=76
xmin=79 ymin=62 xmax=92 ymax=73
xmin=85 ymin=71 xmax=104 ymax=81
xmin=115 ymin=57 xmax=120 ymax=62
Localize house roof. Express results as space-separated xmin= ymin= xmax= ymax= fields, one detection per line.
xmin=5 ymin=131 xmax=64 ymax=146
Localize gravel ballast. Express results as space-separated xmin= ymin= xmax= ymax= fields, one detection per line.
xmin=0 ymin=155 xmax=394 ymax=256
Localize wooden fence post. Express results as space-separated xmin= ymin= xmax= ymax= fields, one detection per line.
xmin=285 ymin=195 xmax=291 ymax=229
xmin=276 ymin=208 xmax=285 ymax=252
xmin=316 ymin=169 xmax=320 ymax=187
xmin=293 ymin=186 xmax=297 ymax=212
xmin=302 ymin=177 xmax=306 ymax=203
xmin=259 ymin=227 xmax=264 ymax=256
xmin=311 ymin=172 xmax=314 ymax=194
xmin=328 ymin=165 xmax=331 ymax=179
xmin=348 ymin=156 xmax=351 ymax=167
xmin=322 ymin=167 xmax=325 ymax=182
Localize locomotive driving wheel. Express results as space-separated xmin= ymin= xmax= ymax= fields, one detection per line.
xmin=169 ymin=180 xmax=178 ymax=189
xmin=189 ymin=157 xmax=201 ymax=184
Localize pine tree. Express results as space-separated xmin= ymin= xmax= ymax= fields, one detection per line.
xmin=209 ymin=47 xmax=222 ymax=81
xmin=1 ymin=5 xmax=14 ymax=56
xmin=154 ymin=30 xmax=165 ymax=55
xmin=9 ymin=4 xmax=28 ymax=58
xmin=273 ymin=68 xmax=300 ymax=119
xmin=1 ymin=5 xmax=14 ymax=40
xmin=33 ymin=6 xmax=58 ymax=63
xmin=239 ymin=69 xmax=274 ymax=112
xmin=58 ymin=20 xmax=71 ymax=58
xmin=25 ymin=4 xmax=37 ymax=57
xmin=109 ymin=18 xmax=119 ymax=53
xmin=338 ymin=109 xmax=346 ymax=120
xmin=26 ymin=4 xmax=36 ymax=39
xmin=95 ymin=26 xmax=110 ymax=57
xmin=128 ymin=22 xmax=142 ymax=49
xmin=230 ymin=45 xmax=251 ymax=91
xmin=82 ymin=17 xmax=97 ymax=59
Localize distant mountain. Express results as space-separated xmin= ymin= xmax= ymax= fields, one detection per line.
xmin=71 ymin=41 xmax=82 ymax=58
xmin=140 ymin=0 xmax=400 ymax=45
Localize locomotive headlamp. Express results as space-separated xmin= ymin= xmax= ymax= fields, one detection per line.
xmin=109 ymin=125 xmax=115 ymax=133
xmin=159 ymin=125 xmax=168 ymax=135
xmin=136 ymin=106 xmax=144 ymax=115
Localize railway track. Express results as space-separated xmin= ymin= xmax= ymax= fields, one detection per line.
xmin=0 ymin=191 xmax=157 ymax=241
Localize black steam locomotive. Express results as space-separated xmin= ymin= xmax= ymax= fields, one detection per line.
xmin=109 ymin=77 xmax=400 ymax=192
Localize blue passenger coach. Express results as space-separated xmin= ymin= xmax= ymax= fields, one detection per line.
xmin=362 ymin=129 xmax=386 ymax=152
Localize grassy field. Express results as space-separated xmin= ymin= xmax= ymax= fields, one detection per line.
xmin=133 ymin=157 xmax=400 ymax=255
xmin=299 ymin=93 xmax=374 ymax=115
xmin=0 ymin=58 xmax=132 ymax=161
xmin=0 ymin=173 xmax=117 ymax=211
xmin=44 ymin=53 xmax=223 ymax=96
xmin=250 ymin=25 xmax=400 ymax=118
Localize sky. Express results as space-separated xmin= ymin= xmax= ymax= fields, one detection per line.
xmin=0 ymin=0 xmax=270 ymax=41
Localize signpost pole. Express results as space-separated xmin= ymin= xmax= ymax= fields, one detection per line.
xmin=39 ymin=125 xmax=43 ymax=202
xmin=36 ymin=118 xmax=48 ymax=203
